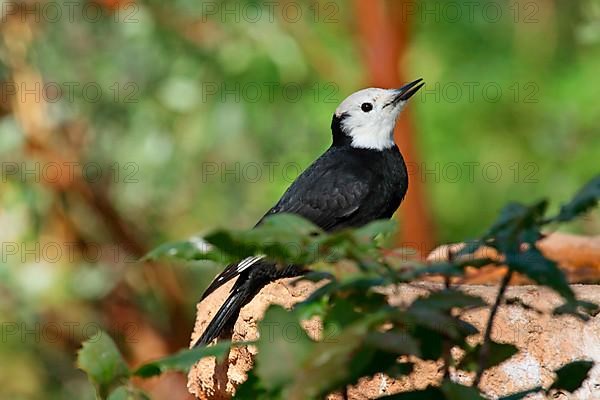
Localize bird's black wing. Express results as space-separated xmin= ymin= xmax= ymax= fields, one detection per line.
xmin=201 ymin=154 xmax=372 ymax=300
xmin=257 ymin=162 xmax=372 ymax=230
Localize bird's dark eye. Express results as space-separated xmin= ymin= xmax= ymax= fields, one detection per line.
xmin=361 ymin=102 xmax=373 ymax=112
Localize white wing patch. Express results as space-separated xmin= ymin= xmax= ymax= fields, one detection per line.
xmin=216 ymin=255 xmax=265 ymax=284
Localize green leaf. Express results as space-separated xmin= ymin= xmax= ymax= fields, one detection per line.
xmin=364 ymin=331 xmax=420 ymax=357
xmin=498 ymin=387 xmax=543 ymax=400
xmin=404 ymin=291 xmax=483 ymax=344
xmin=552 ymin=175 xmax=600 ymax=223
xmin=440 ymin=381 xmax=486 ymax=399
xmin=387 ymin=362 xmax=415 ymax=378
xmin=352 ymin=219 xmax=397 ymax=241
xmin=323 ymin=290 xmax=387 ymax=331
xmin=551 ymin=360 xmax=594 ymax=392
xmin=458 ymin=341 xmax=518 ymax=372
xmin=235 ymin=369 xmax=275 ymax=399
xmin=204 ymin=214 xmax=326 ymax=264
xmin=484 ymin=200 xmax=548 ymax=257
xmin=414 ymin=261 xmax=466 ymax=278
xmin=554 ymin=299 xmax=599 ymax=321
xmin=285 ymin=321 xmax=370 ymax=398
xmin=378 ymin=386 xmax=444 ymax=399
xmin=505 ymin=246 xmax=574 ymax=301
xmin=410 ymin=290 xmax=487 ymax=311
xmin=487 ymin=201 xmax=548 ymax=238
xmin=504 ymin=298 xmax=543 ymax=314
xmin=134 ymin=341 xmax=234 ymax=377
xmin=405 ymin=307 xmax=478 ymax=342
xmin=406 ymin=258 xmax=494 ymax=282
xmin=204 ymin=230 xmax=260 ymax=259
xmin=254 ymin=305 xmax=314 ymax=391
xmin=299 ymin=281 xmax=338 ymax=304
xmin=260 ymin=213 xmax=323 ymax=236
xmin=412 ymin=327 xmax=445 ymax=360
xmin=77 ymin=331 xmax=130 ymax=398
xmin=107 ymin=386 xmax=150 ymax=400
xmin=143 ymin=238 xmax=229 ymax=263
xmin=456 ymin=239 xmax=483 ymax=257
xmin=345 ymin=347 xmax=406 ymax=387
xmin=291 ymin=271 xmax=335 ymax=284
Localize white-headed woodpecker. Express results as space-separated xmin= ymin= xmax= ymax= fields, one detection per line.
xmin=193 ymin=78 xmax=425 ymax=347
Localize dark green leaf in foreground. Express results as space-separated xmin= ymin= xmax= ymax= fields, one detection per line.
xmin=505 ymin=246 xmax=574 ymax=301
xmin=378 ymin=386 xmax=444 ymax=399
xmin=351 ymin=219 xmax=397 ymax=242
xmin=404 ymin=290 xmax=483 ymax=345
xmin=107 ymin=386 xmax=150 ymax=400
xmin=285 ymin=321 xmax=371 ymax=398
xmin=259 ymin=213 xmax=323 ymax=236
xmin=205 ymin=213 xmax=324 ymax=264
xmin=379 ymin=382 xmax=485 ymax=400
xmin=134 ymin=340 xmax=234 ymax=378
xmin=551 ymin=175 xmax=600 ymax=223
xmin=498 ymin=387 xmax=543 ymax=400
xmin=405 ymin=307 xmax=478 ymax=343
xmin=550 ymin=360 xmax=594 ymax=393
xmin=254 ymin=305 xmax=314 ymax=391
xmin=410 ymin=290 xmax=487 ymax=312
xmin=440 ymin=381 xmax=486 ymax=399
xmin=553 ymin=299 xmax=599 ymax=321
xmin=235 ymin=369 xmax=274 ymax=398
xmin=486 ymin=200 xmax=547 ymax=250
xmin=143 ymin=238 xmax=230 ymax=263
xmin=459 ymin=341 xmax=518 ymax=372
xmin=77 ymin=331 xmax=130 ymax=398
xmin=364 ymin=331 xmax=420 ymax=357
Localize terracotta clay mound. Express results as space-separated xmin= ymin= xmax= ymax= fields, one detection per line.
xmin=188 ymin=233 xmax=600 ymax=399
xmin=427 ymin=232 xmax=600 ymax=285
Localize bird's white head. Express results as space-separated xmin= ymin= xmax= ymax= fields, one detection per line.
xmin=334 ymin=78 xmax=424 ymax=150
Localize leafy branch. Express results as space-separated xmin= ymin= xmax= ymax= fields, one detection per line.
xmin=79 ymin=175 xmax=599 ymax=399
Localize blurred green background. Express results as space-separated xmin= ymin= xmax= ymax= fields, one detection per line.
xmin=0 ymin=0 xmax=599 ymax=398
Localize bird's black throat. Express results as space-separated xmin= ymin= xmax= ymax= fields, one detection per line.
xmin=331 ymin=112 xmax=353 ymax=147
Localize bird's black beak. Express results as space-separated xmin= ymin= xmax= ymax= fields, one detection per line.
xmin=395 ymin=78 xmax=425 ymax=101
xmin=383 ymin=78 xmax=425 ymax=109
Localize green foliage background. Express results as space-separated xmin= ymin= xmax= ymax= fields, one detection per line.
xmin=0 ymin=0 xmax=599 ymax=399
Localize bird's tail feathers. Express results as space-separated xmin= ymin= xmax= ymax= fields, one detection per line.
xmin=193 ymin=286 xmax=246 ymax=348
xmin=200 ymin=256 xmax=264 ymax=300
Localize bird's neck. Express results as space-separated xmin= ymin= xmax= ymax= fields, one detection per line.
xmin=330 ymin=113 xmax=353 ymax=147
xmin=330 ymin=113 xmax=396 ymax=150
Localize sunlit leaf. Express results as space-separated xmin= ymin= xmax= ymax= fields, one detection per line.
xmin=143 ymin=238 xmax=229 ymax=263
xmin=77 ymin=331 xmax=130 ymax=398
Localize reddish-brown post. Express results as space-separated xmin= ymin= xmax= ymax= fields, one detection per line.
xmin=354 ymin=0 xmax=435 ymax=257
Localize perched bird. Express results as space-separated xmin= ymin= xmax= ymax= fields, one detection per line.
xmin=193 ymin=78 xmax=425 ymax=347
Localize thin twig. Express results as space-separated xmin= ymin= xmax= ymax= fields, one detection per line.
xmin=472 ymin=269 xmax=513 ymax=387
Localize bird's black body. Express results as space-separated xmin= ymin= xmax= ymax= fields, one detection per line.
xmin=257 ymin=115 xmax=408 ymax=230
xmin=193 ymin=113 xmax=409 ymax=347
